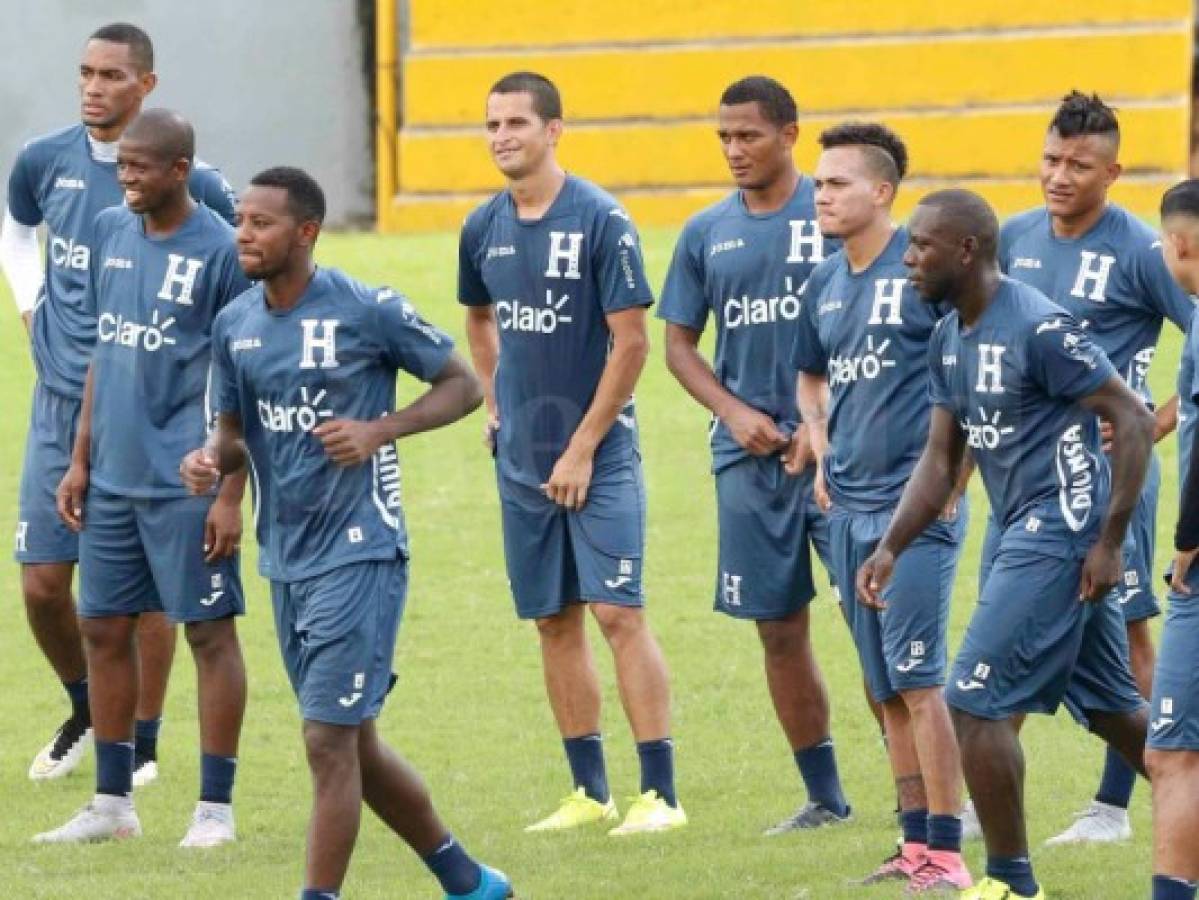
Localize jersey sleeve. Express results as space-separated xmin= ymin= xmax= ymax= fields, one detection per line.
xmin=592 ymin=207 xmax=654 ymax=314
xmin=191 ymin=166 xmax=238 ymax=226
xmin=209 ymin=310 xmax=241 ymax=418
xmin=1185 ymin=316 xmax=1199 ymax=403
xmin=1134 ymin=237 xmax=1195 ymax=332
xmin=927 ymin=320 xmax=955 ymax=410
xmin=373 ymin=288 xmax=456 ymax=381
xmin=213 ymin=243 xmax=252 ymax=310
xmin=6 ymin=145 xmax=44 ymax=228
xmin=793 ymin=259 xmax=833 ymax=374
xmin=657 ymin=220 xmax=709 ymax=330
xmin=457 ymin=210 xmax=492 ymax=306
xmin=1027 ymin=314 xmax=1117 ymax=401
xmin=996 ymin=220 xmax=1016 ymax=275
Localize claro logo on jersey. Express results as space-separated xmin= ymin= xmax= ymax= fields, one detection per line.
xmin=828 ymin=335 xmax=896 ymax=386
xmin=1055 ymin=423 xmax=1098 ymax=531
xmin=50 ymin=236 xmax=89 ymax=271
xmin=723 ymin=276 xmax=803 ymax=330
xmin=97 ymin=310 xmax=176 ymax=351
xmin=257 ymin=386 xmax=334 ymax=433
xmin=496 ymin=289 xmax=572 ymax=334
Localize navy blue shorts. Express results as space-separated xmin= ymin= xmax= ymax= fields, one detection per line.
xmin=1119 ymin=452 xmax=1162 ymax=622
xmin=714 ymin=460 xmax=831 ymax=620
xmin=948 ymin=540 xmax=1143 ymax=725
xmin=828 ymin=504 xmax=964 ymax=703
xmin=1148 ymin=571 xmax=1199 ymax=751
xmin=15 ymin=382 xmax=80 ymax=564
xmin=78 ymin=488 xmax=245 ymax=623
xmin=498 ymin=456 xmax=645 ymax=620
xmin=271 ymin=557 xmax=407 ymax=726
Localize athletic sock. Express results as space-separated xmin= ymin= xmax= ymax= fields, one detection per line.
xmin=299 ymin=890 xmax=339 ymax=900
xmin=1153 ymin=875 xmax=1199 ymax=900
xmin=422 ymin=835 xmax=482 ymax=896
xmin=900 ymin=807 xmax=929 ymax=846
xmin=64 ymin=678 xmax=90 ymax=721
xmin=794 ymin=739 xmax=849 ymax=817
xmin=95 ymin=739 xmax=134 ymax=797
xmin=636 ymin=738 xmax=677 ymax=807
xmin=986 ymin=855 xmax=1039 ymax=898
xmin=927 ymin=813 xmax=963 ymax=853
xmin=199 ymin=753 xmax=237 ymax=804
xmin=563 ymin=733 xmax=610 ymax=803
xmin=1095 ymin=747 xmax=1137 ymax=809
xmin=134 ymin=717 xmax=161 ymax=762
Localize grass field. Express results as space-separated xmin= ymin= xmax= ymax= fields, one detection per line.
xmin=0 ymin=226 xmax=1182 ymax=899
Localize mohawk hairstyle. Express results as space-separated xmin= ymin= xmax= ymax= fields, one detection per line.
xmin=1049 ymin=91 xmax=1119 ymax=145
xmin=818 ymin=122 xmax=908 ymax=184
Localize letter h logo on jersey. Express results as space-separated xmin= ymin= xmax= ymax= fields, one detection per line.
xmin=1070 ymin=251 xmax=1115 ymax=302
xmin=299 ymin=319 xmax=340 ymax=369
xmin=157 ymin=254 xmax=204 ymax=306
xmin=786 ymin=219 xmax=824 ymax=263
xmin=867 ymin=278 xmax=905 ymax=325
xmin=975 ymin=344 xmax=1006 ymax=394
xmin=544 ymin=231 xmax=584 ymax=280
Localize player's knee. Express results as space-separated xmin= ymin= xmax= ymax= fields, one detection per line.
xmin=755 ymin=615 xmax=810 ymax=659
xmin=534 ymin=609 xmax=582 ymax=643
xmin=899 ymin=685 xmax=944 ymax=716
xmin=21 ymin=564 xmax=72 ymax=613
xmin=303 ymin=722 xmax=358 ymax=776
xmin=79 ymin=616 xmax=134 ymax=657
xmin=591 ymin=602 xmax=644 ymax=644
xmin=183 ymin=617 xmax=236 ymax=658
xmin=1146 ymin=748 xmax=1199 ymax=782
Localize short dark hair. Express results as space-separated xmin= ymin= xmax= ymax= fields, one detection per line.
xmin=249 ymin=166 xmax=326 ymax=224
xmin=818 ymin=122 xmax=908 ymax=183
xmin=1049 ymin=91 xmax=1119 ymax=145
xmin=719 ymin=76 xmax=798 ymax=127
xmin=1161 ymin=178 xmax=1199 ymax=220
xmin=89 ymin=22 xmax=154 ymax=73
xmin=489 ymin=71 xmax=562 ymax=121
xmin=916 ymin=188 xmax=1000 ymax=260
xmin=124 ymin=108 xmax=194 ymax=164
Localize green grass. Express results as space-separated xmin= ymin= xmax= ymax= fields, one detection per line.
xmin=0 ymin=227 xmax=1181 ymax=899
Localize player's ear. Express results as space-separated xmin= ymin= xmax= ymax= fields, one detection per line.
xmin=173 ymin=156 xmax=191 ymax=183
xmin=298 ymin=219 xmax=322 ymax=247
xmin=780 ymin=122 xmax=799 ymax=150
xmin=874 ymin=178 xmax=896 ymax=209
xmin=1103 ymin=160 xmax=1123 ymax=188
xmin=139 ymin=71 xmax=158 ymax=98
xmin=546 ymin=117 xmax=564 ymax=146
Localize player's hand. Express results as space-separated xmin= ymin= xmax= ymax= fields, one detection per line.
xmin=1079 ymin=539 xmax=1122 ymax=602
xmin=1099 ymin=418 xmax=1113 ymax=453
xmin=314 ymin=418 xmax=387 ymax=466
xmin=724 ymin=405 xmax=788 ymax=457
xmin=204 ymin=495 xmax=242 ymax=564
xmin=940 ymin=491 xmax=963 ymax=522
xmin=21 ymin=310 xmax=32 ymax=337
xmin=543 ymin=444 xmax=594 ymax=511
xmin=483 ymin=412 xmax=500 ymax=456
xmin=1171 ymin=548 xmax=1199 ymax=594
xmin=180 ymin=447 xmax=221 ymax=495
xmin=813 ymin=464 xmax=832 ymax=512
xmin=781 ymin=424 xmax=814 ymax=475
xmin=856 ymin=547 xmax=894 ymax=610
xmin=56 ymin=461 xmax=89 ymax=532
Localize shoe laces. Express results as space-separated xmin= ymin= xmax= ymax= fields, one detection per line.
xmin=191 ymin=805 xmax=228 ymax=826
xmin=908 ymin=858 xmax=952 ymax=890
xmin=50 ymin=716 xmax=90 ymax=760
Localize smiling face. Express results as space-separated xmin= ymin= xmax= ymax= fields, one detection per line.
xmin=716 ymin=101 xmax=796 ymax=192
xmin=78 ymin=39 xmax=154 ymax=134
xmin=1039 ymin=129 xmax=1121 ymax=221
xmin=485 ymin=90 xmax=560 ymax=180
xmin=116 ymin=137 xmax=186 ymax=214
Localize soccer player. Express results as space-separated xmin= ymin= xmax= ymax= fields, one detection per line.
xmin=1145 ymin=179 xmax=1199 ymax=900
xmin=793 ymin=124 xmax=971 ymax=890
xmin=658 ymin=76 xmax=849 ymax=833
xmin=994 ymin=91 xmax=1192 ymax=844
xmin=459 ymin=72 xmax=684 ymax=834
xmin=860 ymin=188 xmax=1153 ymax=900
xmin=181 ymin=166 xmax=511 ymax=900
xmin=1 ymin=22 xmax=236 ymax=784
xmin=32 ymin=109 xmax=247 ymax=847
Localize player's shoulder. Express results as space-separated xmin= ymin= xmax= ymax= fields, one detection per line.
xmin=15 ymin=124 xmax=86 ymax=166
xmin=93 ymin=204 xmax=138 ymax=242
xmin=564 ymin=175 xmax=635 ymax=227
xmin=681 ymin=190 xmax=739 ymax=238
xmin=317 ymin=266 xmax=397 ymax=310
xmin=213 ymin=283 xmax=262 ymax=332
xmin=999 ymin=207 xmax=1047 ymax=244
xmin=461 ymin=191 xmax=508 ymax=240
xmin=1102 ymin=203 xmax=1161 ymax=257
xmin=194 ymin=201 xmax=236 ymax=237
xmin=803 ymin=247 xmax=846 ymax=295
xmin=1001 ymin=277 xmax=1078 ymax=332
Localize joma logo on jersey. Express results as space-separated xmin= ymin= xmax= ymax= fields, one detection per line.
xmin=157 ymin=254 xmax=204 ymax=305
xmin=724 ymin=277 xmax=802 ymax=329
xmin=299 ymin=319 xmax=340 ymax=369
xmin=50 ymin=236 xmax=89 ymax=271
xmin=496 ymin=290 xmax=572 ymax=334
xmin=956 ymin=662 xmax=991 ymax=692
xmin=544 ymin=231 xmax=583 ymax=279
xmin=1070 ymin=251 xmax=1116 ymax=302
xmin=786 ymin=219 xmax=824 ymax=263
xmin=54 ymin=176 xmax=86 ymax=190
xmin=709 ymin=238 xmax=745 ymax=257
xmin=1056 ymin=424 xmax=1096 ymax=532
xmin=828 ymin=336 xmax=896 ymax=386
xmin=98 ymin=310 xmax=176 ymax=352
xmin=257 ymin=386 xmax=334 ymax=433
xmin=104 ymin=256 xmax=133 ymax=270
xmin=962 ymin=407 xmax=1015 ymax=450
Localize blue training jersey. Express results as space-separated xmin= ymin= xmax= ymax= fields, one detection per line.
xmin=86 ymin=204 xmax=249 ymax=498
xmin=458 ymin=174 xmax=654 ymax=487
xmin=1177 ymin=309 xmax=1199 ymax=496
xmin=1000 ymin=204 xmax=1193 ymax=403
xmin=211 ymin=267 xmax=455 ymax=583
xmin=6 ymin=124 xmax=237 ymax=399
xmin=793 ymin=227 xmax=947 ymax=512
xmin=929 ymin=278 xmax=1117 ymax=550
xmin=658 ymin=177 xmax=838 ymax=473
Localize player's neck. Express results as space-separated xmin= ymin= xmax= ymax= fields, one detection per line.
xmin=956 ymin=267 xmax=1003 ymax=327
xmin=508 ymin=164 xmax=566 ymax=220
xmin=1049 ymin=201 xmax=1107 ymax=240
xmin=740 ymin=167 xmax=800 ymax=215
xmin=843 ymin=218 xmax=896 ymax=273
xmin=264 ymin=263 xmax=317 ymax=312
xmin=143 ymin=194 xmax=196 ymax=238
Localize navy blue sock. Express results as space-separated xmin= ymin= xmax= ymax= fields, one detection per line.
xmin=928 ymin=813 xmax=962 ymax=852
xmin=900 ymin=808 xmax=929 ymax=845
xmin=563 ymin=733 xmax=609 ymax=802
xmin=422 ymin=835 xmax=481 ymax=896
xmin=1153 ymin=875 xmax=1198 ymax=900
xmin=795 ymin=739 xmax=849 ymax=817
xmin=637 ymin=738 xmax=677 ymax=807
xmin=134 ymin=717 xmax=161 ymax=761
xmin=95 ymin=739 xmax=133 ymax=797
xmin=1095 ymin=746 xmax=1137 ymax=809
xmin=299 ymin=890 xmax=339 ymax=900
xmin=986 ymin=855 xmax=1038 ymax=898
xmin=200 ymin=753 xmax=237 ymax=804
xmin=63 ymin=678 xmax=90 ymax=720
